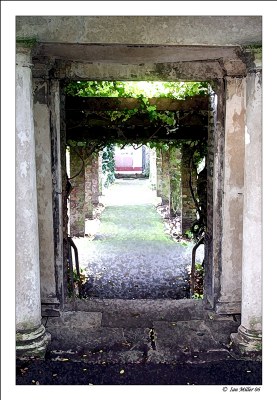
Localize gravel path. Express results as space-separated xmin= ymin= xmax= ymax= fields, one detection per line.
xmin=72 ymin=179 xmax=204 ymax=299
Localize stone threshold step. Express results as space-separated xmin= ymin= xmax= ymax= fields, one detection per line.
xmin=47 ymin=348 xmax=234 ymax=365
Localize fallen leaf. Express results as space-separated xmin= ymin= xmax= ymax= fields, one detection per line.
xmin=131 ymin=313 xmax=140 ymax=317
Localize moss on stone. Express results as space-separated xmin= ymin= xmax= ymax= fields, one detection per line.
xmin=16 ymin=37 xmax=37 ymax=47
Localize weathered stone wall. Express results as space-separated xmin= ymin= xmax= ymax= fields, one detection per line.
xmin=49 ymin=80 xmax=64 ymax=308
xmin=210 ymin=80 xmax=226 ymax=310
xmin=169 ymin=147 xmax=182 ymax=216
xmin=98 ymin=151 xmax=103 ymax=196
xmin=160 ymin=149 xmax=171 ymax=207
xmin=91 ymin=154 xmax=100 ymax=205
xmin=215 ymin=77 xmax=245 ymax=314
xmin=69 ymin=147 xmax=85 ymax=237
xmin=16 ymin=16 xmax=261 ymax=47
xmin=33 ymin=78 xmax=57 ymax=305
xmin=156 ymin=149 xmax=163 ymax=198
xmin=85 ymin=153 xmax=100 ymax=219
xmin=60 ymin=83 xmax=69 ymax=300
xmin=84 ymin=157 xmax=94 ymax=220
xmin=204 ymin=89 xmax=216 ymax=308
xmin=149 ymin=148 xmax=157 ymax=190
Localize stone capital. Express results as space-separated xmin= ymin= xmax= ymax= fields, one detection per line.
xmin=16 ymin=44 xmax=33 ymax=68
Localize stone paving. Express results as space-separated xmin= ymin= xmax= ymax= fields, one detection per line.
xmin=73 ymin=178 xmax=204 ymax=299
xmin=47 ymin=178 xmax=245 ymax=366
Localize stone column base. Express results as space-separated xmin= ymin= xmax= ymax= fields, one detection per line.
xmin=230 ymin=325 xmax=262 ymax=360
xmin=16 ymin=324 xmax=51 ymax=359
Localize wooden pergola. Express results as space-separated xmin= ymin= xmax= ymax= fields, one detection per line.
xmin=65 ymin=95 xmax=209 ymax=143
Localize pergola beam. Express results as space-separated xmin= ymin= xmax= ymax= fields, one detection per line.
xmin=65 ymin=95 xmax=209 ymax=112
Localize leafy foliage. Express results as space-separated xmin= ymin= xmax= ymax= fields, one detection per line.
xmin=102 ymin=144 xmax=116 ymax=188
xmin=67 ymin=265 xmax=88 ymax=298
xmin=65 ymin=80 xmax=208 ymax=131
xmin=192 ymin=262 xmax=204 ymax=299
xmin=65 ymin=80 xmax=209 ymax=99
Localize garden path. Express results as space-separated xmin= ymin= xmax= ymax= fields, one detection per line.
xmin=73 ymin=178 xmax=204 ymax=299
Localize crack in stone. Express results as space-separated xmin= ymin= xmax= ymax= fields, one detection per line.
xmin=149 ymin=328 xmax=156 ymax=350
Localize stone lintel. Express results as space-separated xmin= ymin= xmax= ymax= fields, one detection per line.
xmin=48 ymin=60 xmax=225 ymax=81
xmin=16 ymin=324 xmax=51 ymax=359
xmin=230 ymin=325 xmax=262 ymax=360
xmin=35 ymin=43 xmax=240 ymax=64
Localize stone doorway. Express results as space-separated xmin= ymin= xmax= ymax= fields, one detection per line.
xmin=30 ymin=41 xmax=249 ymax=320
xmin=63 ymin=83 xmax=209 ymax=303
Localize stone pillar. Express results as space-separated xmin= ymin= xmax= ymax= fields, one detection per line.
xmin=215 ymin=77 xmax=246 ymax=314
xmin=16 ymin=45 xmax=50 ymax=358
xmin=69 ymin=146 xmax=85 ymax=236
xmin=204 ymin=81 xmax=225 ymax=310
xmin=60 ymin=83 xmax=69 ymax=298
xmin=231 ymin=59 xmax=262 ymax=357
xmin=85 ymin=153 xmax=99 ymax=219
xmin=169 ymin=146 xmax=182 ymax=217
xmin=156 ymin=148 xmax=163 ymax=197
xmin=91 ymin=153 xmax=100 ymax=205
xmin=98 ymin=151 xmax=103 ymax=196
xmin=181 ymin=145 xmax=196 ymax=235
xmin=149 ymin=147 xmax=157 ymax=190
xmin=161 ymin=148 xmax=170 ymax=206
xmin=49 ymin=79 xmax=64 ymax=308
xmin=203 ymin=90 xmax=216 ymax=308
xmin=33 ymin=78 xmax=59 ymax=314
xmin=85 ymin=157 xmax=94 ymax=219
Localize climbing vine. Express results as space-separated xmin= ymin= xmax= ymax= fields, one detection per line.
xmin=187 ymin=138 xmax=207 ymax=242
